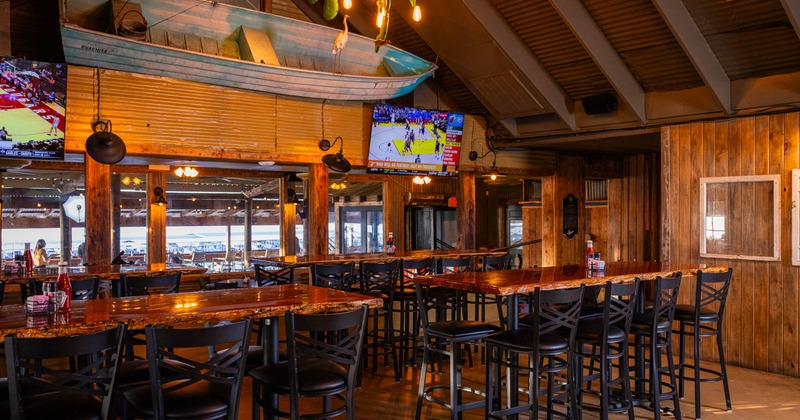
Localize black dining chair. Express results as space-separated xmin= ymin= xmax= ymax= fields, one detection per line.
xmin=310 ymin=261 xmax=356 ymax=292
xmin=0 ymin=280 xmax=5 ymax=305
xmin=254 ymin=264 xmax=295 ymax=286
xmin=250 ymin=305 xmax=369 ymax=420
xmin=120 ymin=272 xmax=181 ymax=297
xmin=3 ymin=323 xmax=126 ymax=419
xmin=22 ymin=276 xmax=100 ymax=301
xmin=121 ymin=319 xmax=252 ymax=420
xmin=486 ymin=286 xmax=585 ymax=419
xmin=674 ymin=268 xmax=734 ymax=419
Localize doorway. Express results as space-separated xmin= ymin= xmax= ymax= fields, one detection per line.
xmin=406 ymin=206 xmax=457 ymax=250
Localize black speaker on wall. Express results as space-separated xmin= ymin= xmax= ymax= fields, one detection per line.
xmin=582 ymin=94 xmax=618 ymax=115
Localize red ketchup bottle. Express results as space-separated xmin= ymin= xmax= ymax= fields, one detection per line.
xmin=56 ymin=261 xmax=72 ymax=311
xmin=23 ymin=242 xmax=33 ymax=276
xmin=585 ymin=240 xmax=594 ymax=268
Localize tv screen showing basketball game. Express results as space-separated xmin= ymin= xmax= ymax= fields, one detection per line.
xmin=367 ymin=104 xmax=464 ymax=176
xmin=0 ymin=57 xmax=67 ymax=160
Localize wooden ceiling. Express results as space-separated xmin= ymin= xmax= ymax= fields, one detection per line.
xmin=292 ymin=0 xmax=800 ymax=154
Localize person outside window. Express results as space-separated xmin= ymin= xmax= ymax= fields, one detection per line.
xmin=32 ymin=239 xmax=48 ymax=267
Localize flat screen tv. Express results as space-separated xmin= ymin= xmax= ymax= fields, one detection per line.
xmin=367 ymin=103 xmax=464 ymax=176
xmin=0 ymin=57 xmax=66 ymax=160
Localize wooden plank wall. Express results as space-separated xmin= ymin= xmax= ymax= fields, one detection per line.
xmin=661 ymin=112 xmax=800 ymax=376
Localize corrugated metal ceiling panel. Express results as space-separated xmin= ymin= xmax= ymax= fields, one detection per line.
xmin=683 ymin=0 xmax=800 ymax=80
xmin=493 ymin=0 xmax=616 ymax=101
xmin=583 ymin=0 xmax=704 ymax=92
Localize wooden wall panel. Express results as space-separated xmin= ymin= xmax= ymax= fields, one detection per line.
xmin=522 ymin=205 xmax=542 ymax=268
xmin=662 ymin=111 xmax=800 ymax=377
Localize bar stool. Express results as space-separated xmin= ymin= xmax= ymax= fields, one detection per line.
xmin=485 ymin=286 xmax=584 ymax=419
xmin=310 ymin=261 xmax=356 ymax=292
xmin=415 ymin=282 xmax=501 ymax=419
xmin=629 ymin=273 xmax=683 ymax=420
xmin=400 ymin=257 xmax=436 ymax=366
xmin=254 ymin=264 xmax=295 ymax=286
xmin=674 ymin=268 xmax=733 ymax=419
xmin=574 ymin=280 xmax=639 ymax=419
xmin=359 ymin=259 xmax=402 ymax=382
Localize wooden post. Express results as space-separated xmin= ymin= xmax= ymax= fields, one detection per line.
xmin=280 ymin=176 xmax=297 ymax=256
xmin=457 ymin=172 xmax=476 ymax=250
xmin=147 ymin=171 xmax=166 ymax=264
xmin=307 ymin=163 xmax=329 ymax=256
xmin=244 ymin=198 xmax=252 ymax=265
xmin=85 ymin=154 xmax=112 ymax=265
xmin=383 ymin=176 xmax=404 ymax=252
xmin=58 ymin=194 xmax=72 ymax=262
xmin=111 ymin=173 xmax=121 ymax=258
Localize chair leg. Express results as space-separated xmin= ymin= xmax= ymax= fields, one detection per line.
xmin=694 ymin=326 xmax=702 ymax=420
xmin=651 ymin=337 xmax=662 ymax=420
xmin=678 ymin=321 xmax=687 ymax=399
xmin=621 ymin=348 xmax=636 ymax=420
xmin=666 ymin=337 xmax=682 ymax=420
xmin=717 ymin=331 xmax=732 ymax=412
xmin=416 ymin=345 xmax=429 ymax=420
xmin=450 ymin=342 xmax=461 ymax=420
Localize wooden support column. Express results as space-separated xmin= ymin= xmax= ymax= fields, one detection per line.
xmin=307 ymin=163 xmax=329 ymax=256
xmin=244 ymin=198 xmax=252 ymax=265
xmin=147 ymin=171 xmax=167 ymax=264
xmin=85 ymin=155 xmax=112 ymax=265
xmin=457 ymin=172 xmax=476 ymax=250
xmin=280 ymin=176 xmax=297 ymax=256
xmin=541 ymin=176 xmax=556 ymax=266
xmin=58 ymin=195 xmax=72 ymax=262
xmin=111 ymin=173 xmax=121 ymax=258
xmin=383 ymin=177 xmax=404 ymax=252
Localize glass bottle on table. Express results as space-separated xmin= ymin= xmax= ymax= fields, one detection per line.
xmin=23 ymin=242 xmax=33 ymax=276
xmin=56 ymin=261 xmax=72 ymax=311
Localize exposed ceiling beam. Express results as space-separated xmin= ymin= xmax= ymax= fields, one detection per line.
xmin=549 ymin=0 xmax=647 ymax=123
xmin=781 ymin=0 xmax=800 ymax=42
xmin=652 ymin=0 xmax=731 ymax=115
xmin=461 ymin=0 xmax=576 ymax=131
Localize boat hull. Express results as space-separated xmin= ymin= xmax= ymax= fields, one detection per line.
xmin=60 ymin=0 xmax=436 ymax=101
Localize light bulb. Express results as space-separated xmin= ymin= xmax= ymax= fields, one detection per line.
xmin=490 ymin=174 xmax=497 ymax=181
xmin=174 ymin=167 xmax=184 ymax=177
xmin=377 ymin=9 xmax=385 ymax=28
xmin=423 ymin=176 xmax=431 ymax=184
xmin=344 ymin=0 xmax=352 ymax=9
xmin=121 ymin=176 xmax=131 ymax=185
xmin=413 ymin=5 xmax=421 ymax=22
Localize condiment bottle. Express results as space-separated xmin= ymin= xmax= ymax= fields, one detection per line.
xmin=585 ymin=240 xmax=594 ymax=268
xmin=23 ymin=242 xmax=33 ymax=276
xmin=56 ymin=261 xmax=72 ymax=311
xmin=387 ymin=231 xmax=396 ymax=255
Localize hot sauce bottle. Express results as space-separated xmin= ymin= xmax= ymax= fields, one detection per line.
xmin=23 ymin=242 xmax=33 ymax=276
xmin=56 ymin=261 xmax=72 ymax=311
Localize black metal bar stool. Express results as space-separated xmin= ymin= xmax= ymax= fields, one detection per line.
xmin=360 ymin=259 xmax=402 ymax=382
xmin=399 ymin=257 xmax=436 ymax=367
xmin=485 ymin=285 xmax=585 ymax=419
xmin=674 ymin=268 xmax=733 ymax=419
xmin=629 ymin=273 xmax=683 ymax=420
xmin=574 ymin=280 xmax=639 ymax=419
xmin=415 ymin=282 xmax=501 ymax=419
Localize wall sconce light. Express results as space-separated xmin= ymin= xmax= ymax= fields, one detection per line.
xmin=174 ymin=166 xmax=199 ymax=177
xmin=318 ymin=136 xmax=351 ymax=173
xmin=330 ymin=181 xmax=347 ymax=190
xmin=287 ymin=188 xmax=300 ymax=204
xmin=121 ymin=176 xmax=142 ymax=186
xmin=468 ymin=149 xmax=502 ymax=181
xmin=153 ymin=187 xmax=167 ymax=206
xmin=412 ymin=176 xmax=431 ymax=185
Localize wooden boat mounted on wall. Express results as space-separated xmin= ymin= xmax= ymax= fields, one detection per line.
xmin=59 ymin=0 xmax=437 ymax=101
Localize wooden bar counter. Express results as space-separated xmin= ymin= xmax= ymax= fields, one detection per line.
xmin=0 ymin=284 xmax=382 ymax=339
xmin=0 ymin=263 xmax=207 ymax=284
xmin=250 ymin=249 xmax=504 ymax=268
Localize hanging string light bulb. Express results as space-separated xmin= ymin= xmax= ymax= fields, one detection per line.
xmin=344 ymin=0 xmax=352 ymax=9
xmin=376 ymin=0 xmax=386 ymax=29
xmin=413 ymin=3 xmax=421 ymax=22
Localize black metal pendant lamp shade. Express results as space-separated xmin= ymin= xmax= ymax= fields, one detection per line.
xmin=318 ymin=136 xmax=351 ymax=173
xmin=86 ymin=120 xmax=126 ymax=164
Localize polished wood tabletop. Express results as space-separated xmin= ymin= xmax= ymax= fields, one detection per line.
xmin=412 ymin=261 xmax=728 ymax=296
xmin=0 ymin=284 xmax=382 ymax=339
xmin=0 ymin=263 xmax=208 ymax=284
xmin=250 ymin=249 xmax=505 ymax=267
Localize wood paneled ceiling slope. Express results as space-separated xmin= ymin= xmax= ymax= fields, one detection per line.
xmin=295 ymin=0 xmax=800 ymax=154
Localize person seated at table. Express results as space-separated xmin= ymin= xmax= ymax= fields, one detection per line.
xmin=32 ymin=239 xmax=48 ymax=267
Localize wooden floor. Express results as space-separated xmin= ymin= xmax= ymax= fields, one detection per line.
xmin=238 ymin=354 xmax=800 ymax=419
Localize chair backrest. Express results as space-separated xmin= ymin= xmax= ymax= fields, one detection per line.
xmin=695 ymin=268 xmax=733 ymax=320
xmin=145 ymin=319 xmax=252 ymax=420
xmin=284 ymin=306 xmax=368 ymax=416
xmin=4 ymin=323 xmax=126 ymax=419
xmin=254 ymin=264 xmax=295 ymax=287
xmin=532 ymin=286 xmax=586 ymax=341
xmin=121 ymin=272 xmax=181 ymax=297
xmin=598 ymin=280 xmax=640 ymax=337
xmin=401 ymin=257 xmax=436 ymax=288
xmin=359 ymin=260 xmax=400 ymax=298
xmin=71 ymin=276 xmax=100 ymax=300
xmin=310 ymin=262 xmax=355 ymax=291
xmin=482 ymin=253 xmax=510 ymax=271
xmin=437 ymin=256 xmax=474 ymax=274
xmin=0 ymin=280 xmax=4 ymax=305
xmin=210 ymin=279 xmax=240 ymax=290
xmin=648 ymin=273 xmax=683 ymax=333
